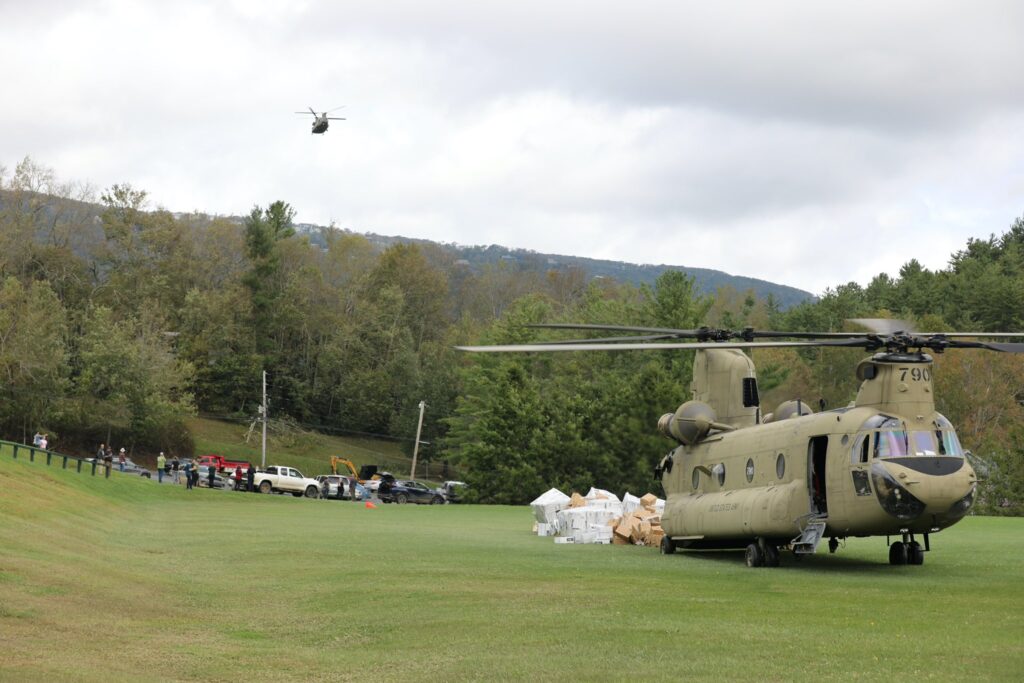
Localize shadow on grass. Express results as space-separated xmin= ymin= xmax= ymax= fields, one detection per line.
xmin=672 ymin=548 xmax=909 ymax=575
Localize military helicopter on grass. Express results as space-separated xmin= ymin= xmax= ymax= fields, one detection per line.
xmin=295 ymin=106 xmax=346 ymax=134
xmin=459 ymin=320 xmax=1024 ymax=567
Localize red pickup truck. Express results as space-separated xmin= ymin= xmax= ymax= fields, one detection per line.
xmin=197 ymin=454 xmax=253 ymax=475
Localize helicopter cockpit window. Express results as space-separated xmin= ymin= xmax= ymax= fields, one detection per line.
xmin=866 ymin=414 xmax=964 ymax=459
xmin=850 ymin=433 xmax=870 ymax=464
xmin=692 ymin=468 xmax=700 ymax=490
xmin=933 ymin=414 xmax=965 ymax=457
xmin=873 ymin=429 xmax=909 ymax=459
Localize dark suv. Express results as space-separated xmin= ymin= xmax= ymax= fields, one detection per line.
xmin=378 ymin=479 xmax=445 ymax=505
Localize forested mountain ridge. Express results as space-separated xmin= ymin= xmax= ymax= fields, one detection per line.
xmin=293 ymin=224 xmax=815 ymax=308
xmin=0 ymin=157 xmax=1021 ymax=513
xmin=0 ymin=186 xmax=815 ymax=308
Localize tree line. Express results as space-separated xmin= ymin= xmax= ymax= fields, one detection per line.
xmin=0 ymin=157 xmax=1021 ymax=512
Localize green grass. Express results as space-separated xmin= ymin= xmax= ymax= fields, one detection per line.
xmin=1 ymin=449 xmax=1022 ymax=681
xmin=186 ymin=416 xmax=426 ymax=480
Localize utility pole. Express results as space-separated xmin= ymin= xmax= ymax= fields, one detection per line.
xmin=410 ymin=400 xmax=426 ymax=479
xmin=261 ymin=371 xmax=267 ymax=469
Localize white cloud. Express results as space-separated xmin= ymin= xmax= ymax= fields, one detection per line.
xmin=2 ymin=0 xmax=1022 ymax=295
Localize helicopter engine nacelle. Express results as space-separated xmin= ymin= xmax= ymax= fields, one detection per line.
xmin=659 ymin=401 xmax=717 ymax=445
xmin=767 ymin=399 xmax=815 ymax=423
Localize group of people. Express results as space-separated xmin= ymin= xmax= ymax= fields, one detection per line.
xmin=153 ymin=452 xmax=256 ymax=492
xmin=32 ymin=432 xmax=50 ymax=450
xmin=95 ymin=443 xmax=127 ymax=471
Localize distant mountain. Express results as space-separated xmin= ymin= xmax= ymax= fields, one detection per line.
xmin=0 ymin=186 xmax=813 ymax=308
xmin=295 ymin=223 xmax=816 ymax=309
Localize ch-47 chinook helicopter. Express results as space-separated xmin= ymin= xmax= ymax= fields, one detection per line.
xmin=295 ymin=106 xmax=346 ymax=134
xmin=459 ymin=320 xmax=1024 ymax=567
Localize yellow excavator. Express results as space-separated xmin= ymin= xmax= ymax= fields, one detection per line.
xmin=330 ymin=457 xmax=362 ymax=481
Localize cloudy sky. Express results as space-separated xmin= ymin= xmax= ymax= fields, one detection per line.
xmin=2 ymin=1 xmax=1022 ymax=294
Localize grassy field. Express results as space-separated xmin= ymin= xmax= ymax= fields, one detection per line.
xmin=1 ymin=449 xmax=1022 ymax=682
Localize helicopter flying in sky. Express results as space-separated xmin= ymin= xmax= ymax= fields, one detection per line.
xmin=459 ymin=320 xmax=1024 ymax=567
xmin=295 ymin=106 xmax=346 ymax=134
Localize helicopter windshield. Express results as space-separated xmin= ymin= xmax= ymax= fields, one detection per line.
xmin=866 ymin=414 xmax=964 ymax=459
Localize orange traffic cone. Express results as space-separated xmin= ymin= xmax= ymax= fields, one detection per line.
xmin=365 ymin=501 xmax=377 ymax=509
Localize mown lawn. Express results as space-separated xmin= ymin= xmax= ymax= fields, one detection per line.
xmin=1 ymin=450 xmax=1021 ymax=682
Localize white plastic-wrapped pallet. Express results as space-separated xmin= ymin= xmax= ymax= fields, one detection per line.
xmin=621 ymin=492 xmax=642 ymax=516
xmin=584 ymin=487 xmax=624 ymax=517
xmin=530 ymin=488 xmax=570 ymax=525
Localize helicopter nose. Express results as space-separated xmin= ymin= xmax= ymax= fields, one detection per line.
xmin=871 ymin=459 xmax=976 ymax=521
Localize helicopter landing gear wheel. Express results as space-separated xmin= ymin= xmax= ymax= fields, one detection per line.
xmin=763 ymin=543 xmax=780 ymax=567
xmin=660 ymin=536 xmax=676 ymax=555
xmin=889 ymin=541 xmax=908 ymax=565
xmin=908 ymin=541 xmax=924 ymax=565
xmin=828 ymin=536 xmax=839 ymax=554
xmin=745 ymin=543 xmax=764 ymax=568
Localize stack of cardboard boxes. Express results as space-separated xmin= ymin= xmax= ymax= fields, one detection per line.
xmin=610 ymin=493 xmax=665 ymax=547
xmin=529 ymin=487 xmax=665 ymax=547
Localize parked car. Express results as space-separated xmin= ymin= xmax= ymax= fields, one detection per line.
xmin=196 ymin=465 xmax=230 ymax=489
xmin=437 ymin=480 xmax=467 ymax=503
xmin=253 ymin=465 xmax=321 ymax=498
xmin=317 ymin=475 xmax=345 ymax=500
xmin=88 ymin=456 xmax=152 ymax=479
xmin=121 ymin=457 xmax=153 ymax=479
xmin=378 ymin=479 xmax=445 ymax=505
xmin=362 ymin=472 xmax=395 ymax=493
xmin=317 ymin=475 xmax=366 ymax=500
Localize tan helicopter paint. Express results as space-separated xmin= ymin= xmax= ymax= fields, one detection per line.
xmin=691 ymin=348 xmax=758 ymax=428
xmin=659 ymin=349 xmax=977 ymax=551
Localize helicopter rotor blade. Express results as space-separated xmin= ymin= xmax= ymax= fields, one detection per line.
xmin=528 ymin=323 xmax=870 ymax=341
xmin=457 ymin=339 xmax=873 ymax=353
xmin=325 ymin=117 xmax=346 ymax=120
xmin=326 ymin=106 xmax=346 ymax=113
xmin=309 ymin=106 xmax=317 ymax=116
xmin=533 ymin=333 xmax=694 ymax=345
xmin=945 ymin=341 xmax=1024 ymax=353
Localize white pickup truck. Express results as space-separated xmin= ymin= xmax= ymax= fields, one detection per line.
xmin=254 ymin=466 xmax=321 ymax=498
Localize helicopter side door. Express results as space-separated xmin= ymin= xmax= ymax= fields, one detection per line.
xmin=807 ymin=436 xmax=829 ymax=516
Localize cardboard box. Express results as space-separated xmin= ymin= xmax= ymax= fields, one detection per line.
xmin=640 ymin=493 xmax=658 ymax=509
xmin=569 ymin=492 xmax=586 ymax=508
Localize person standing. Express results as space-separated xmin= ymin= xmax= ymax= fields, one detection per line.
xmin=156 ymin=452 xmax=166 ymax=483
xmin=39 ymin=434 xmax=49 ymax=450
xmin=118 ymin=448 xmax=127 ymax=472
xmin=234 ymin=468 xmax=242 ymax=491
xmin=191 ymin=460 xmax=199 ymax=488
xmin=246 ymin=465 xmax=255 ymax=493
xmin=104 ymin=446 xmax=113 ymax=471
xmin=183 ymin=459 xmax=193 ymax=490
xmin=350 ymin=476 xmax=357 ymax=502
xmin=33 ymin=431 xmax=43 ymax=447
xmin=171 ymin=455 xmax=180 ymax=484
xmin=207 ymin=464 xmax=215 ymax=489
xmin=96 ymin=443 xmax=105 ymax=462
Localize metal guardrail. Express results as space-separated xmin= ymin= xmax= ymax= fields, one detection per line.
xmin=0 ymin=439 xmax=112 ymax=478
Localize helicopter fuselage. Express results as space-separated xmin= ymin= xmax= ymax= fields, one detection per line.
xmin=659 ymin=351 xmax=977 ymax=554
xmin=311 ymin=118 xmax=329 ymax=134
